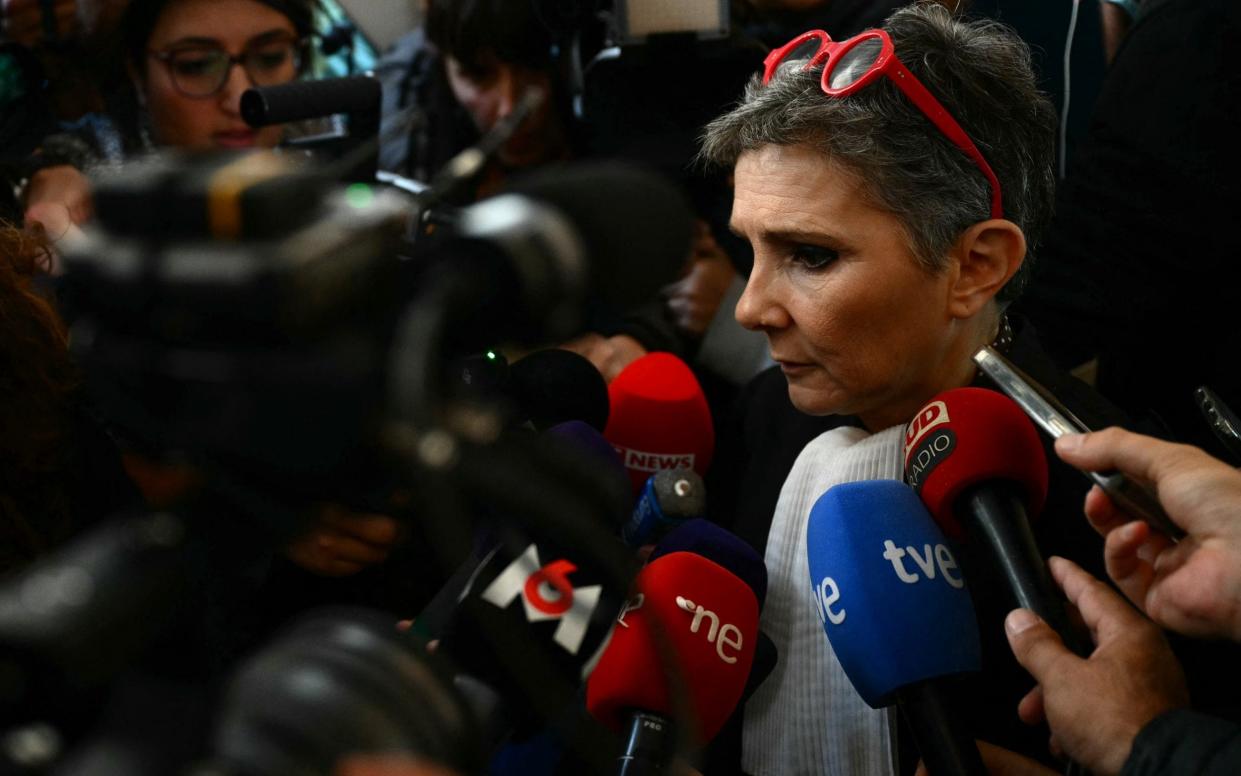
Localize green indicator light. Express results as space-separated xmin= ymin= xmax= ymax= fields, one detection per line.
xmin=486 ymin=350 xmax=498 ymax=360
xmin=345 ymin=183 xmax=374 ymax=209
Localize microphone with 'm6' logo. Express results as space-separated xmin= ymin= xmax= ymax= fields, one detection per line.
xmin=807 ymin=480 xmax=986 ymax=776
xmin=437 ymin=533 xmax=625 ymax=737
xmin=587 ymin=521 xmax=766 ymax=775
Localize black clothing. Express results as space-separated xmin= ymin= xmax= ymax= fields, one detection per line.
xmin=1123 ymin=709 xmax=1241 ymax=776
xmin=733 ymin=0 xmax=908 ymax=47
xmin=703 ymin=319 xmax=1124 ymax=774
xmin=1016 ymin=0 xmax=1241 ymax=461
xmin=374 ymin=28 xmax=478 ymax=183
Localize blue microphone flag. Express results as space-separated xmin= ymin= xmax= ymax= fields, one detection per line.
xmin=806 ymin=480 xmax=980 ymax=708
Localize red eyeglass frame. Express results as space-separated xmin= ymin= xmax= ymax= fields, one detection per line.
xmin=763 ymin=29 xmax=1004 ymax=220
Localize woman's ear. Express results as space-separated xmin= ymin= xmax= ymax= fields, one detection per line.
xmin=946 ymin=219 xmax=1026 ymax=319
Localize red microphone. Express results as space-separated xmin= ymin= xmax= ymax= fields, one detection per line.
xmin=604 ymin=353 xmax=714 ymax=494
xmin=586 ymin=551 xmax=759 ymax=772
xmin=903 ymin=387 xmax=1089 ymax=656
xmin=903 ymin=387 xmax=1048 ymax=537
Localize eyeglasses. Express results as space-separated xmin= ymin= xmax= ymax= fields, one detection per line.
xmin=763 ymin=29 xmax=1003 ymax=220
xmin=149 ymin=34 xmax=303 ymax=98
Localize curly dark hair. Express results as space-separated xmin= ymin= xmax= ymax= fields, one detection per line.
xmin=0 ymin=224 xmax=78 ymax=573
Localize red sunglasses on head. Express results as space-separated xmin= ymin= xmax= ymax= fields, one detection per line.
xmin=763 ymin=29 xmax=1004 ymax=220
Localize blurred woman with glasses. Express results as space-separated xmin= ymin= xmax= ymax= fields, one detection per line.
xmin=123 ymin=0 xmax=313 ymax=149
xmin=21 ymin=0 xmax=315 ymax=239
xmin=697 ymin=4 xmax=1147 ymax=774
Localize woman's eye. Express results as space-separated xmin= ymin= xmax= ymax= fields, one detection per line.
xmin=172 ymin=56 xmax=217 ymax=76
xmin=253 ymin=49 xmax=290 ymax=71
xmin=790 ymin=245 xmax=838 ymax=270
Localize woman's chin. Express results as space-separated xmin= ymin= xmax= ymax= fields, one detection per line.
xmin=786 ymin=381 xmax=847 ymax=418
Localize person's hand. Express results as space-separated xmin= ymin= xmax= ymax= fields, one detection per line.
xmin=663 ymin=221 xmax=737 ymax=338
xmin=1 ymin=0 xmax=77 ymax=48
xmin=284 ymin=504 xmax=401 ymax=577
xmin=915 ymin=741 xmax=1058 ymax=776
xmin=1056 ymin=428 xmax=1241 ymax=641
xmin=24 ymin=164 xmax=93 ymax=241
xmin=559 ymin=332 xmax=646 ymax=383
xmin=1005 ymin=556 xmax=1188 ymax=776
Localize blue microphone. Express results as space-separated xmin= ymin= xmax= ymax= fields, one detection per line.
xmin=806 ymin=480 xmax=985 ymax=776
xmin=621 ymin=469 xmax=706 ymax=549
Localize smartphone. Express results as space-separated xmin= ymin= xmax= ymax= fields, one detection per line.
xmin=973 ymin=346 xmax=1184 ymax=541
xmin=1195 ymin=386 xmax=1241 ymax=463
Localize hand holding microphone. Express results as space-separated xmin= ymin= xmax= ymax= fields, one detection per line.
xmin=1055 ymin=427 xmax=1241 ymax=642
xmin=1003 ymin=556 xmax=1188 ymax=776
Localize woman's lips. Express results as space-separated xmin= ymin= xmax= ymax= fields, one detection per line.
xmin=214 ymin=130 xmax=257 ymax=148
xmin=776 ymin=359 xmax=814 ymax=376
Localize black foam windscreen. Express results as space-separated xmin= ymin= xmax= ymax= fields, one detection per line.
xmin=509 ymin=349 xmax=609 ymax=431
xmin=507 ymin=162 xmax=694 ymax=312
xmin=241 ymin=76 xmax=382 ymax=128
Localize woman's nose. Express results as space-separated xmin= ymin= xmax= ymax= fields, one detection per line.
xmin=493 ymin=64 xmax=521 ymax=121
xmin=735 ymin=263 xmax=784 ymax=332
xmin=219 ymin=61 xmax=254 ymax=115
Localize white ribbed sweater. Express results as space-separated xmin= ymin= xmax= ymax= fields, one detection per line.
xmin=742 ymin=424 xmax=904 ymax=776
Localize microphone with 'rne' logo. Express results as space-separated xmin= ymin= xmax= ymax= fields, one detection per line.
xmin=587 ymin=520 xmax=765 ymax=774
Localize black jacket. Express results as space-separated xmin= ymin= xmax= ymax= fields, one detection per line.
xmin=1124 ymin=709 xmax=1241 ymax=776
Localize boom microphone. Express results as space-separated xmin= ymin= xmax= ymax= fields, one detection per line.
xmin=241 ymin=76 xmax=383 ymax=182
xmin=241 ymin=75 xmax=382 ymax=129
xmin=806 ymin=480 xmax=985 ymax=776
xmin=587 ymin=539 xmax=764 ymax=773
xmin=903 ymin=387 xmax=1089 ymax=656
xmin=604 ymin=353 xmax=715 ymax=494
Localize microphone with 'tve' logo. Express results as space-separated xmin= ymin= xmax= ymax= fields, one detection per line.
xmin=807 ymin=480 xmax=986 ymax=776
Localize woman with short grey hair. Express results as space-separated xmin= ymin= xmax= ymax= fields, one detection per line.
xmin=698 ymin=4 xmax=1120 ymax=774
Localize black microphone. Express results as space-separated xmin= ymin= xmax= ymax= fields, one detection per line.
xmin=241 ymin=75 xmax=381 ymax=131
xmin=508 ymin=349 xmax=610 ymax=432
xmin=212 ymin=609 xmax=482 ymax=775
xmin=0 ymin=513 xmax=192 ymax=726
xmin=241 ymin=76 xmax=382 ymax=182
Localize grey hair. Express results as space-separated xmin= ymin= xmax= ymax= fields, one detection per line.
xmin=698 ymin=2 xmax=1056 ymax=304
